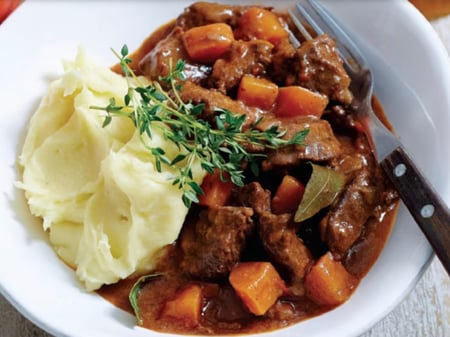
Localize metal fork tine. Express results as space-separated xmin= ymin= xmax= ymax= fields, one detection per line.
xmin=304 ymin=0 xmax=367 ymax=73
xmin=287 ymin=8 xmax=312 ymax=43
xmin=291 ymin=0 xmax=450 ymax=278
xmin=294 ymin=4 xmax=324 ymax=38
xmin=289 ymin=2 xmax=352 ymax=67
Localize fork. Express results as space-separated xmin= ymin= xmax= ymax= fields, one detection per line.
xmin=289 ymin=0 xmax=450 ymax=275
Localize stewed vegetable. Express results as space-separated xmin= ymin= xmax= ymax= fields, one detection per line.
xmin=97 ymin=2 xmax=399 ymax=334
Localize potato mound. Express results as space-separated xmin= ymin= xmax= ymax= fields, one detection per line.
xmin=18 ymin=48 xmax=205 ymax=291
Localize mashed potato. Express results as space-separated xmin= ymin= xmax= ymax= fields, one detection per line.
xmin=18 ymin=48 xmax=206 ymax=291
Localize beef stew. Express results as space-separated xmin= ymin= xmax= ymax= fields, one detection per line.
xmin=99 ymin=2 xmax=399 ymax=334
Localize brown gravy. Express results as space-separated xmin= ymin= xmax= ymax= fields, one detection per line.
xmin=98 ymin=205 xmax=398 ymax=334
xmin=100 ymin=5 xmax=399 ymax=335
xmin=111 ymin=20 xmax=175 ymax=76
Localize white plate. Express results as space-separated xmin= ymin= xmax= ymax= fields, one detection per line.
xmin=1 ymin=1 xmax=449 ymax=337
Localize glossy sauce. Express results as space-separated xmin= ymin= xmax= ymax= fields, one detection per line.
xmin=100 ymin=11 xmax=400 ymax=335
xmin=99 ymin=205 xmax=398 ymax=335
xmin=111 ymin=20 xmax=176 ymax=75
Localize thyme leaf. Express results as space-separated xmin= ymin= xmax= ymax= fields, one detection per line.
xmin=128 ymin=273 xmax=163 ymax=326
xmin=92 ymin=44 xmax=309 ymax=208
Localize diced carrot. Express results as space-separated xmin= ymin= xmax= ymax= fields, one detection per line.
xmin=237 ymin=75 xmax=279 ymax=110
xmin=236 ymin=7 xmax=288 ymax=45
xmin=198 ymin=169 xmax=234 ymax=208
xmin=182 ymin=23 xmax=234 ymax=63
xmin=304 ymin=252 xmax=358 ymax=306
xmin=274 ymin=86 xmax=329 ymax=118
xmin=272 ymin=175 xmax=305 ymax=214
xmin=161 ymin=283 xmax=203 ymax=329
xmin=229 ymin=262 xmax=287 ymax=316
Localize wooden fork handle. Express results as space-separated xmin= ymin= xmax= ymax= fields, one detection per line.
xmin=381 ymin=146 xmax=450 ymax=276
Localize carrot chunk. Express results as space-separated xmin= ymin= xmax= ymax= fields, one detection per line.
xmin=237 ymin=75 xmax=279 ymax=110
xmin=182 ymin=23 xmax=234 ymax=63
xmin=229 ymin=262 xmax=287 ymax=316
xmin=274 ymin=86 xmax=329 ymax=118
xmin=161 ymin=283 xmax=203 ymax=328
xmin=304 ymin=252 xmax=358 ymax=306
xmin=198 ymin=169 xmax=234 ymax=208
xmin=272 ymin=175 xmax=305 ymax=214
xmin=236 ymin=7 xmax=288 ymax=44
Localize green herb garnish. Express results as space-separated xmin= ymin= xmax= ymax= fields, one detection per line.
xmin=92 ymin=44 xmax=309 ymax=208
xmin=129 ymin=273 xmax=163 ymax=326
xmin=294 ymin=163 xmax=345 ymax=223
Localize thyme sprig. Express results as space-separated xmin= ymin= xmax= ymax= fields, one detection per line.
xmin=92 ymin=44 xmax=309 ymax=208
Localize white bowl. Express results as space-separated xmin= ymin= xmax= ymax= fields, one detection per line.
xmin=1 ymin=1 xmax=449 ymax=336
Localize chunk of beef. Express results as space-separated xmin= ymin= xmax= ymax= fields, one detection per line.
xmin=209 ymin=40 xmax=273 ymax=94
xmin=269 ymin=36 xmax=298 ymax=86
xmin=179 ymin=80 xmax=263 ymax=129
xmin=139 ymin=27 xmax=210 ymax=83
xmin=320 ymin=145 xmax=384 ymax=256
xmin=234 ymin=182 xmax=271 ymax=216
xmin=176 ymin=2 xmax=248 ymax=29
xmin=262 ymin=116 xmax=342 ymax=171
xmin=180 ymin=206 xmax=254 ymax=280
xmin=329 ymin=134 xmax=366 ymax=182
xmin=342 ymin=187 xmax=398 ymax=277
xmin=323 ymin=104 xmax=360 ymax=132
xmin=295 ymin=34 xmax=353 ymax=105
xmin=259 ymin=212 xmax=313 ymax=295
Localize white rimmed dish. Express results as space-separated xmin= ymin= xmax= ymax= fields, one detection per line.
xmin=1 ymin=1 xmax=449 ymax=337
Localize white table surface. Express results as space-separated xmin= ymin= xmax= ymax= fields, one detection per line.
xmin=1 ymin=9 xmax=449 ymax=337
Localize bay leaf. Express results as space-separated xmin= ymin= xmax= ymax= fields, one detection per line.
xmin=294 ymin=163 xmax=345 ymax=222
